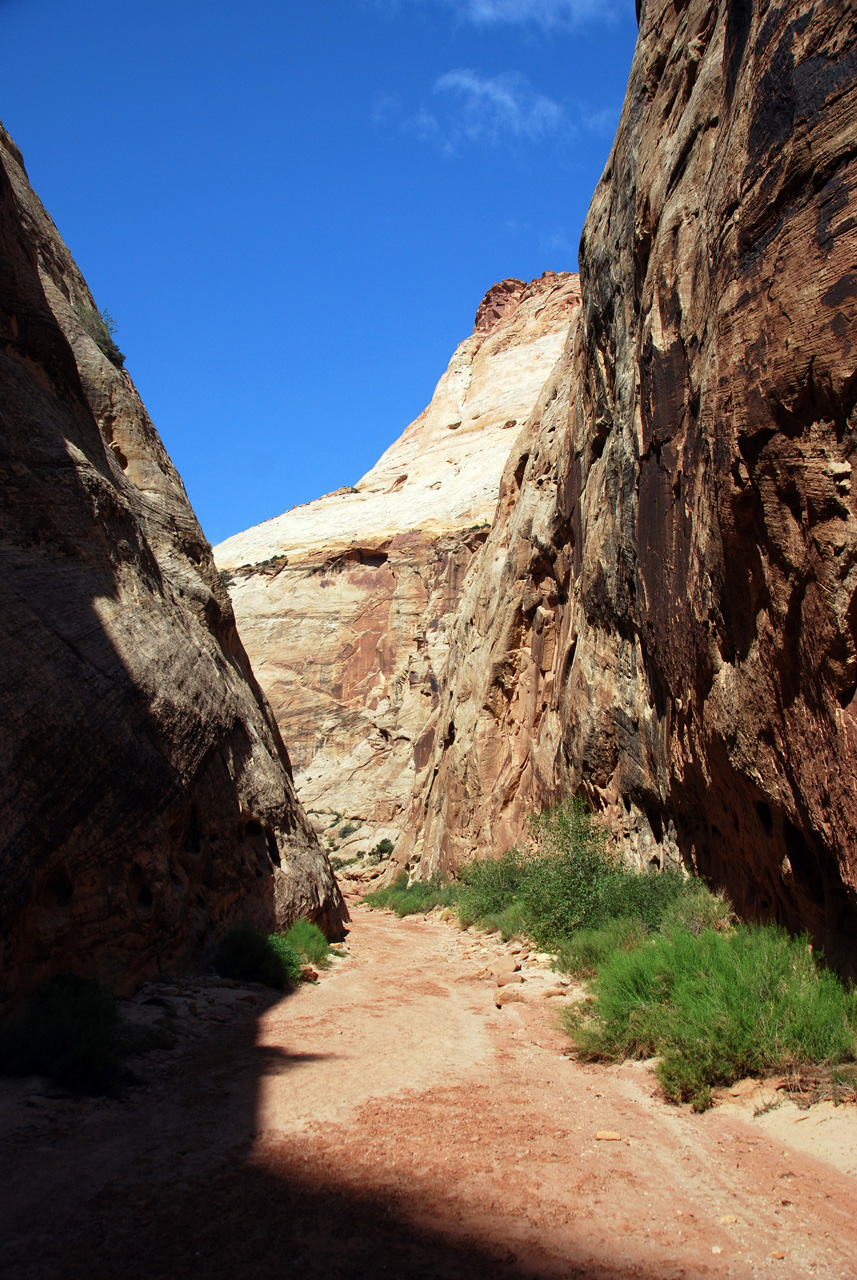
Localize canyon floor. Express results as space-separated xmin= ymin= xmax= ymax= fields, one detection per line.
xmin=2 ymin=905 xmax=856 ymax=1280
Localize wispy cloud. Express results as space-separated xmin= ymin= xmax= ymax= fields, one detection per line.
xmin=377 ymin=69 xmax=619 ymax=157
xmin=393 ymin=69 xmax=570 ymax=154
xmin=437 ymin=0 xmax=619 ymax=27
xmin=372 ymin=0 xmax=622 ymax=29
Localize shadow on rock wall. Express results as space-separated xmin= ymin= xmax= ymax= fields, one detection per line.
xmin=0 ymin=138 xmax=342 ymax=1006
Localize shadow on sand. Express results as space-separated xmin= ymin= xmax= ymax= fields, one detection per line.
xmin=2 ymin=993 xmax=668 ymax=1280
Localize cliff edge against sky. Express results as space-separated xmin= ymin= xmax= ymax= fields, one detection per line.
xmin=402 ymin=0 xmax=857 ymax=973
xmin=0 ymin=123 xmax=345 ymax=1003
xmin=215 ymin=273 xmax=580 ymax=848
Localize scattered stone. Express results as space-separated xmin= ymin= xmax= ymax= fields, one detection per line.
xmin=769 ymin=1251 xmax=785 ymax=1260
xmin=495 ymin=971 xmax=524 ymax=987
xmin=543 ymin=987 xmax=568 ymax=999
xmin=594 ymin=1131 xmax=622 ymax=1142
xmin=300 ymin=966 xmax=319 ymax=983
xmin=494 ymin=988 xmax=526 ymax=1007
xmin=719 ymin=1215 xmax=737 ymax=1225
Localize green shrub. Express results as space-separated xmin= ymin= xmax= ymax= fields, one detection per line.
xmin=266 ymin=933 xmax=304 ymax=984
xmin=1 ymin=974 xmax=119 ymax=1091
xmin=370 ymin=838 xmax=394 ymax=858
xmin=457 ymin=848 xmax=525 ymax=927
xmin=660 ymin=881 xmax=732 ymax=936
xmin=557 ymin=917 xmax=650 ymax=977
xmin=567 ymin=925 xmax=857 ymax=1110
xmin=588 ymin=867 xmax=688 ymax=931
xmin=474 ymin=901 xmax=528 ymax=941
xmin=215 ymin=923 xmax=300 ymax=989
xmin=339 ymin=823 xmax=358 ymax=840
xmin=284 ymin=919 xmax=331 ymax=969
xmin=519 ymin=799 xmax=615 ymax=946
xmin=363 ymin=872 xmax=457 ymax=917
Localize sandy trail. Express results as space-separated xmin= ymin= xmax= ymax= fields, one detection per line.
xmin=2 ymin=905 xmax=856 ymax=1279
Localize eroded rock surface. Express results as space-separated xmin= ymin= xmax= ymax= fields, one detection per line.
xmin=402 ymin=0 xmax=857 ymax=972
xmin=215 ymin=274 xmax=580 ymax=846
xmin=0 ymin=124 xmax=345 ymax=1004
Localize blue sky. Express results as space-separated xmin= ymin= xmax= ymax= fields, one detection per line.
xmin=0 ymin=0 xmax=638 ymax=544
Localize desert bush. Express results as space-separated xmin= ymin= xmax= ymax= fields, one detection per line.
xmin=284 ymin=919 xmax=331 ymax=969
xmin=474 ymin=901 xmax=528 ymax=941
xmin=456 ymin=848 xmax=525 ymax=927
xmin=370 ymin=838 xmax=394 ymax=858
xmin=363 ymin=872 xmax=456 ymax=916
xmin=75 ymin=301 xmax=125 ymax=368
xmin=556 ymin=917 xmax=650 ymax=977
xmin=566 ymin=924 xmax=857 ymax=1110
xmin=659 ymin=881 xmax=733 ymax=936
xmin=1 ymin=974 xmax=119 ymax=1091
xmin=519 ymin=798 xmax=615 ymax=946
xmin=215 ymin=923 xmax=301 ymax=989
xmin=590 ymin=867 xmax=688 ymax=931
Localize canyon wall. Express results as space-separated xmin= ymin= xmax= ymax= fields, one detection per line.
xmin=0 ymin=124 xmax=345 ymax=1004
xmin=215 ymin=275 xmax=580 ymax=852
xmin=402 ymin=0 xmax=857 ymax=973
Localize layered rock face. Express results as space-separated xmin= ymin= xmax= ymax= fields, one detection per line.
xmin=0 ymin=125 xmax=345 ymax=1004
xmin=215 ymin=274 xmax=580 ymax=845
xmin=403 ymin=0 xmax=857 ymax=972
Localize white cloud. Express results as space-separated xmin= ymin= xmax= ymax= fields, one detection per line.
xmin=370 ymin=0 xmax=624 ymax=29
xmin=399 ymin=69 xmax=570 ymax=154
xmin=422 ymin=0 xmax=621 ymax=28
xmin=442 ymin=0 xmax=615 ymax=26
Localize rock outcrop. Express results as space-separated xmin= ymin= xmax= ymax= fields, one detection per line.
xmin=215 ymin=275 xmax=581 ymax=850
xmin=0 ymin=124 xmax=345 ymax=1005
xmin=402 ymin=0 xmax=857 ymax=973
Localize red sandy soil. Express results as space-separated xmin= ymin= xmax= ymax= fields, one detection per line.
xmin=2 ymin=905 xmax=856 ymax=1280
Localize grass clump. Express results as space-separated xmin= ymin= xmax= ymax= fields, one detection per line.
xmin=363 ymin=872 xmax=457 ymax=917
xmin=215 ymin=923 xmax=302 ymax=989
xmin=284 ymin=919 xmax=332 ymax=969
xmin=566 ymin=925 xmax=857 ymax=1111
xmin=0 ymin=974 xmax=119 ymax=1091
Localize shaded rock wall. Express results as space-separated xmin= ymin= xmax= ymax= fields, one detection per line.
xmin=0 ymin=125 xmax=345 ymax=1004
xmin=402 ymin=0 xmax=857 ymax=973
xmin=215 ymin=275 xmax=580 ymax=848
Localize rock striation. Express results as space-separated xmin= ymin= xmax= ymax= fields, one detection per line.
xmin=402 ymin=0 xmax=857 ymax=972
xmin=0 ymin=124 xmax=345 ymax=1005
xmin=215 ymin=275 xmax=580 ymax=848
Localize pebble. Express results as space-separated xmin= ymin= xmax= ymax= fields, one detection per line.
xmin=594 ymin=1131 xmax=622 ymax=1141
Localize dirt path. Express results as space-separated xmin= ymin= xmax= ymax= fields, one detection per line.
xmin=2 ymin=906 xmax=856 ymax=1279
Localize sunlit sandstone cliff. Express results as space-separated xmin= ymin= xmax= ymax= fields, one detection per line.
xmin=401 ymin=0 xmax=857 ymax=973
xmin=0 ymin=124 xmax=345 ymax=1004
xmin=215 ymin=274 xmax=581 ymax=843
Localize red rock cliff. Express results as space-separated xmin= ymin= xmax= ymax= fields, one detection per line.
xmin=0 ymin=125 xmax=345 ymax=1004
xmin=214 ymin=274 xmax=580 ymax=858
xmin=402 ymin=0 xmax=857 ymax=974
